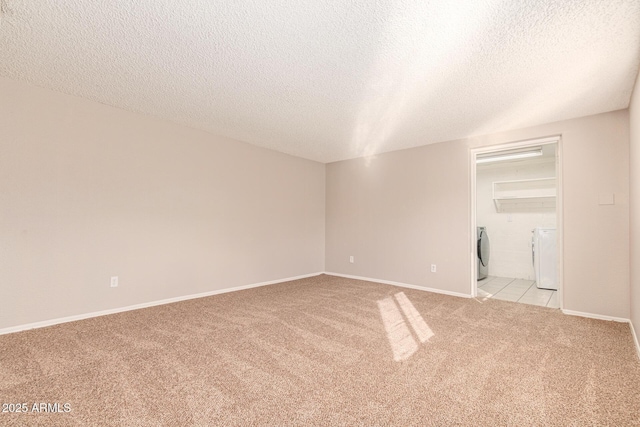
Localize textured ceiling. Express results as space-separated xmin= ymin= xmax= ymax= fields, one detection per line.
xmin=1 ymin=1 xmax=639 ymax=163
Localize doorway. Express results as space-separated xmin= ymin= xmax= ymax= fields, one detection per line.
xmin=470 ymin=136 xmax=563 ymax=309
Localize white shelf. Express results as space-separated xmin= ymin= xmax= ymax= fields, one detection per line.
xmin=493 ymin=177 xmax=556 ymax=212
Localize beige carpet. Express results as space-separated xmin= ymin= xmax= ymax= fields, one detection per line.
xmin=1 ymin=274 xmax=639 ymax=426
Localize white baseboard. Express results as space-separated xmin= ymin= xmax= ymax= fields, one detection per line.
xmin=630 ymin=320 xmax=640 ymax=361
xmin=0 ymin=272 xmax=324 ymax=336
xmin=324 ymin=272 xmax=472 ymax=299
xmin=561 ymin=309 xmax=629 ymax=323
xmin=6 ymin=272 xmax=637 ymax=360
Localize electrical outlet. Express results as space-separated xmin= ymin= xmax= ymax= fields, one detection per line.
xmin=349 ymin=256 xmax=354 ymax=264
xmin=430 ymin=264 xmax=436 ymax=273
xmin=110 ymin=276 xmax=118 ymax=288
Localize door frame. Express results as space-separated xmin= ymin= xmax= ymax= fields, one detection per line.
xmin=469 ymin=135 xmax=563 ymax=308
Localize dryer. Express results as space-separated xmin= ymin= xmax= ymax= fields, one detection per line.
xmin=532 ymin=227 xmax=557 ymax=290
xmin=477 ymin=226 xmax=490 ymax=280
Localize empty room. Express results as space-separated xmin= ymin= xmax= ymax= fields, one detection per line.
xmin=2 ymin=1 xmax=640 ymax=425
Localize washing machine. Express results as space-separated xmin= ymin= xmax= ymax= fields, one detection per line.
xmin=477 ymin=226 xmax=490 ymax=280
xmin=532 ymin=227 xmax=557 ymax=290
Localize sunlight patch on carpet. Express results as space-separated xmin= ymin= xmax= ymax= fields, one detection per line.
xmin=394 ymin=292 xmax=434 ymax=343
xmin=378 ymin=292 xmax=434 ymax=361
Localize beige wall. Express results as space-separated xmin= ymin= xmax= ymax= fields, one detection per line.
xmin=326 ymin=110 xmax=630 ymax=318
xmin=2 ymin=75 xmax=633 ymax=330
xmin=630 ymin=70 xmax=640 ymax=339
xmin=326 ymin=141 xmax=470 ymax=295
xmin=0 ymin=77 xmax=325 ymax=330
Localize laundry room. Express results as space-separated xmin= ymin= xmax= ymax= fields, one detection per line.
xmin=475 ymin=143 xmax=559 ymax=308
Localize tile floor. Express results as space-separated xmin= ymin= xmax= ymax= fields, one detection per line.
xmin=477 ymin=276 xmax=559 ymax=308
